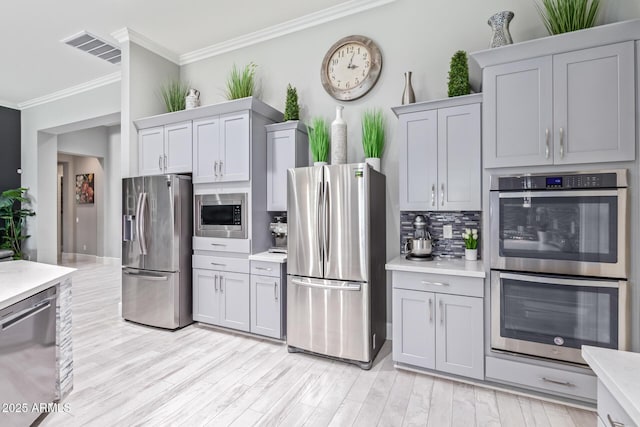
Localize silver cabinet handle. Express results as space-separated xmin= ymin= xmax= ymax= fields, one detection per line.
xmin=255 ymin=267 xmax=272 ymax=271
xmin=559 ymin=127 xmax=564 ymax=159
xmin=540 ymin=377 xmax=575 ymax=387
xmin=214 ymin=275 xmax=218 ymax=292
xmin=545 ymin=128 xmax=550 ymax=159
xmin=607 ymin=414 xmax=625 ymax=427
xmin=210 ymin=243 xmax=227 ymax=247
xmin=158 ymin=155 xmax=163 ymax=171
xmin=214 ymin=161 xmax=219 ymax=177
xmin=211 ymin=262 xmax=226 ymax=267
xmin=164 ymin=154 xmax=167 ymax=170
xmin=431 ymin=184 xmax=436 ymax=207
xmin=421 ymin=280 xmax=448 ymax=287
xmin=428 ymin=298 xmax=433 ymax=322
xmin=274 ymin=282 xmax=278 ymax=301
xmin=440 ymin=183 xmax=445 ymax=206
xmin=219 ymin=161 xmax=223 ymax=176
xmin=220 ymin=276 xmax=224 ymax=293
xmin=439 ymin=299 xmax=444 ymax=324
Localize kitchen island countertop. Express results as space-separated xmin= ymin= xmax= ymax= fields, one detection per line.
xmin=0 ymin=260 xmax=75 ymax=310
xmin=385 ymin=255 xmax=485 ymax=278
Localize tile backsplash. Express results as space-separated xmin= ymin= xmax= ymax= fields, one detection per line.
xmin=400 ymin=211 xmax=481 ymax=258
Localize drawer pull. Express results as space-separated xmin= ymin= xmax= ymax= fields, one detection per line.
xmin=421 ymin=280 xmax=448 ymax=287
xmin=607 ymin=414 xmax=625 ymax=427
xmin=211 ymin=262 xmax=226 ymax=267
xmin=210 ymin=243 xmax=227 ymax=247
xmin=540 ymin=377 xmax=575 ymax=387
xmin=255 ymin=267 xmax=272 ymax=271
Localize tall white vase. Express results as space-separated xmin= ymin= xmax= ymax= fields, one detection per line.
xmin=331 ymin=105 xmax=347 ymax=164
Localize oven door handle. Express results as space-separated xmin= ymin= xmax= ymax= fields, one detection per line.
xmin=498 ymin=189 xmax=621 ymax=198
xmin=499 ymin=272 xmax=624 ymax=289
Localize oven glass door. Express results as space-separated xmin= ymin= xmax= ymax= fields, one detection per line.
xmin=496 ymin=273 xmax=621 ymax=352
xmin=201 ymin=204 xmax=239 ymax=226
xmin=498 ymin=190 xmax=618 ymax=263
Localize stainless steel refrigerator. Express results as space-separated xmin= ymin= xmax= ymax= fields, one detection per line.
xmin=122 ymin=174 xmax=192 ymax=329
xmin=287 ymin=163 xmax=386 ymax=369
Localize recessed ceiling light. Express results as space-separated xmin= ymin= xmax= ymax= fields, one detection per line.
xmin=61 ymin=31 xmax=121 ymax=64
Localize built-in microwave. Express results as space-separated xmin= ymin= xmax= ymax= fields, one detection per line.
xmin=194 ymin=193 xmax=247 ymax=238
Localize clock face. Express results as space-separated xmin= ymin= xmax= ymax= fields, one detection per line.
xmin=321 ymin=35 xmax=382 ymax=101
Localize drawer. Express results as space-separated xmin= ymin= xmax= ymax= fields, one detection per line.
xmin=597 ymin=380 xmax=635 ymax=427
xmin=193 ymin=236 xmax=250 ymax=254
xmin=250 ymin=261 xmax=281 ymax=278
xmin=486 ymin=356 xmax=596 ymax=401
xmin=192 ymin=254 xmax=249 ymax=274
xmin=392 ymin=271 xmax=483 ymax=298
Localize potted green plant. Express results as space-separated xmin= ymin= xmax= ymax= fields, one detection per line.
xmin=0 ymin=187 xmax=35 ymax=260
xmin=462 ymin=228 xmax=479 ymax=261
xmin=307 ymin=117 xmax=329 ymax=165
xmin=225 ymin=63 xmax=258 ymax=100
xmin=448 ymin=51 xmax=470 ymax=97
xmin=361 ymin=109 xmax=385 ymax=172
xmin=160 ymin=80 xmax=189 ymax=112
xmin=536 ymin=0 xmax=600 ymax=35
xmin=283 ymin=84 xmax=300 ymax=121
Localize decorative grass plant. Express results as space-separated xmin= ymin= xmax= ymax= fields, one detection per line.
xmin=225 ymin=63 xmax=257 ymax=100
xmin=536 ymin=0 xmax=600 ymax=35
xmin=0 ymin=187 xmax=35 ymax=260
xmin=448 ymin=51 xmax=470 ymax=97
xmin=307 ymin=118 xmax=330 ymax=163
xmin=160 ymin=80 xmax=189 ymax=112
xmin=361 ymin=109 xmax=385 ymax=159
xmin=283 ymin=84 xmax=300 ymax=121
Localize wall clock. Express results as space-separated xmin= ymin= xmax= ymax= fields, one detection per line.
xmin=320 ymin=35 xmax=382 ymax=101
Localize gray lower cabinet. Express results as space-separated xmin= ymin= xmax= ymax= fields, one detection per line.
xmin=392 ymin=272 xmax=484 ymax=380
xmin=250 ymin=275 xmax=282 ymax=338
xmin=193 ymin=267 xmax=250 ymax=332
xmin=193 ymin=269 xmax=220 ymax=325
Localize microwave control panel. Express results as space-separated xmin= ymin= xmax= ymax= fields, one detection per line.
xmin=496 ymin=172 xmax=619 ymax=190
xmin=232 ymin=206 xmax=242 ymax=224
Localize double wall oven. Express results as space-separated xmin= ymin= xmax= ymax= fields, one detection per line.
xmin=490 ymin=170 xmax=628 ymax=364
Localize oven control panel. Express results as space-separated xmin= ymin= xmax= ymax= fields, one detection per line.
xmin=495 ymin=172 xmax=619 ymax=190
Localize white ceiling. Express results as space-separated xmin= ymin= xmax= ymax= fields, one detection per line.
xmin=0 ymin=0 xmax=348 ymax=107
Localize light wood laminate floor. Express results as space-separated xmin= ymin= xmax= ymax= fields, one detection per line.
xmin=40 ymin=257 xmax=596 ymax=427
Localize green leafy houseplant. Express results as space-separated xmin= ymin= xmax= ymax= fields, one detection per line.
xmin=283 ymin=84 xmax=300 ymax=121
xmin=361 ymin=109 xmax=385 ymax=158
xmin=536 ymin=0 xmax=600 ymax=35
xmin=160 ymin=80 xmax=189 ymax=112
xmin=225 ymin=63 xmax=257 ymax=100
xmin=0 ymin=188 xmax=35 ymax=259
xmin=448 ymin=51 xmax=470 ymax=97
xmin=307 ymin=118 xmax=330 ymax=163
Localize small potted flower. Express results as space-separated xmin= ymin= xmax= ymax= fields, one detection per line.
xmin=462 ymin=228 xmax=479 ymax=261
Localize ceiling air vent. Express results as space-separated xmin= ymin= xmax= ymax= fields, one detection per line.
xmin=62 ymin=31 xmax=121 ymax=64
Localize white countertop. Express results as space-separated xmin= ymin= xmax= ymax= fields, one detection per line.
xmin=0 ymin=261 xmax=75 ymax=310
xmin=385 ymin=255 xmax=486 ymax=278
xmin=249 ymin=251 xmax=287 ymax=264
xmin=582 ymin=346 xmax=640 ymax=423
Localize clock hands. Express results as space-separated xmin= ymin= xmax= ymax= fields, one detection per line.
xmin=347 ymin=53 xmax=359 ymax=70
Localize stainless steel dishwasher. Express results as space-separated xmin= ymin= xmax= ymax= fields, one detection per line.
xmin=0 ymin=287 xmax=57 ymax=427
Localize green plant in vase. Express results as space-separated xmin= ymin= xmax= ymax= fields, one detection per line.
xmin=307 ymin=117 xmax=329 ymax=164
xmin=160 ymin=80 xmax=189 ymax=112
xmin=361 ymin=109 xmax=385 ymax=171
xmin=0 ymin=187 xmax=35 ymax=260
xmin=448 ymin=50 xmax=470 ymax=97
xmin=225 ymin=63 xmax=257 ymax=100
xmin=283 ymin=84 xmax=300 ymax=121
xmin=536 ymin=0 xmax=600 ymax=35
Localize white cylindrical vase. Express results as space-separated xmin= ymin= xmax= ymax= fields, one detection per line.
xmin=465 ymin=249 xmax=478 ymax=261
xmin=365 ymin=157 xmax=380 ymax=172
xmin=331 ymin=105 xmax=347 ymax=164
xmin=314 ymin=161 xmax=328 ymax=167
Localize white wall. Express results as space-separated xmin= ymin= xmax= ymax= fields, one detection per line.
xmin=21 ymin=82 xmax=120 ymax=263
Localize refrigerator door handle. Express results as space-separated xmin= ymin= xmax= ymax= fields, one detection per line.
xmin=135 ymin=192 xmax=144 ymax=254
xmin=317 ymin=180 xmax=324 ymax=263
xmin=123 ymin=269 xmax=169 ymax=281
xmin=139 ymin=192 xmax=148 ymax=255
xmin=324 ymin=180 xmax=330 ymax=262
xmin=291 ymin=278 xmax=361 ymax=291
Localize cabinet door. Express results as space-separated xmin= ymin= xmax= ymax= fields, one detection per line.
xmin=553 ymin=42 xmax=635 ymax=164
xmin=164 ymin=121 xmax=192 ymax=174
xmin=219 ymin=272 xmax=250 ymax=332
xmin=138 ymin=127 xmax=165 ymax=176
xmin=438 ymin=104 xmax=481 ymax=210
xmin=192 ymin=117 xmax=220 ymax=183
xmin=267 ymin=129 xmax=295 ymax=211
xmin=219 ymin=112 xmax=250 ymax=182
xmin=484 ymin=56 xmax=553 ymax=168
xmin=398 ymin=110 xmax=438 ymax=210
xmin=392 ymin=288 xmax=435 ymax=369
xmin=192 ymin=269 xmax=220 ymax=325
xmin=250 ymin=274 xmax=282 ymax=339
xmin=435 ymin=294 xmax=484 ymax=380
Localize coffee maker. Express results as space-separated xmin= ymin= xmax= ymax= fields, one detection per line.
xmin=269 ymin=215 xmax=287 ymax=253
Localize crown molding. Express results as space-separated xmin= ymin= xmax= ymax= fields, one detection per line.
xmin=179 ymin=0 xmax=397 ymax=65
xmin=111 ymin=27 xmax=180 ymax=65
xmin=18 ymin=72 xmax=121 ymax=110
xmin=0 ymin=99 xmax=19 ymax=110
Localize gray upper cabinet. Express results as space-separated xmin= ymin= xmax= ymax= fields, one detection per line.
xmin=138 ymin=122 xmax=192 ymax=176
xmin=139 ymin=127 xmax=165 ymax=176
xmin=192 ymin=117 xmax=220 ymax=182
xmin=483 ymin=41 xmax=635 ymax=168
xmin=395 ymin=95 xmax=482 ymax=211
xmin=266 ymin=122 xmax=309 ymax=212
